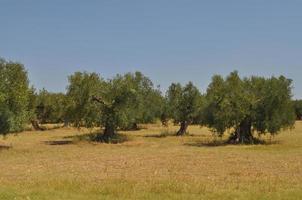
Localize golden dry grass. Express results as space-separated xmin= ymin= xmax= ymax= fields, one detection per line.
xmin=0 ymin=122 xmax=302 ymax=199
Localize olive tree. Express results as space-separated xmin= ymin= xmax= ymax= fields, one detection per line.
xmin=166 ymin=82 xmax=203 ymax=136
xmin=91 ymin=74 xmax=138 ymax=138
xmin=202 ymin=71 xmax=295 ymax=143
xmin=0 ymin=58 xmax=32 ymax=134
xmin=66 ymin=71 xmax=151 ymax=140
xmin=118 ymin=72 xmax=163 ymax=130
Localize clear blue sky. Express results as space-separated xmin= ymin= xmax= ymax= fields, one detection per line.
xmin=0 ymin=0 xmax=301 ymax=98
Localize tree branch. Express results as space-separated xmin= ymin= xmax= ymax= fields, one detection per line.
xmin=91 ymin=96 xmax=112 ymax=107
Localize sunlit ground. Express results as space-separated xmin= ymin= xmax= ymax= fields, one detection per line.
xmin=0 ymin=122 xmax=301 ymax=200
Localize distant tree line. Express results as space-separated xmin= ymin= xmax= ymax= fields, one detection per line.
xmin=0 ymin=58 xmax=299 ymax=143
xmin=293 ymin=100 xmax=302 ymax=120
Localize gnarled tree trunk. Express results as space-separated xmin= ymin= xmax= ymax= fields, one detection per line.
xmin=160 ymin=114 xmax=168 ymax=127
xmin=131 ymin=122 xmax=139 ymax=130
xmin=92 ymin=96 xmax=116 ymax=140
xmin=63 ymin=118 xmax=70 ymax=127
xmin=177 ymin=121 xmax=189 ymax=136
xmin=103 ymin=123 xmax=116 ymax=138
xmin=230 ymin=119 xmax=253 ymax=143
xmin=31 ymin=120 xmax=45 ymax=131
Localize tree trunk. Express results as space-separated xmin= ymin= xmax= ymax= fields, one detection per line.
xmin=230 ymin=119 xmax=253 ymax=144
xmin=160 ymin=114 xmax=168 ymax=127
xmin=132 ymin=123 xmax=139 ymax=130
xmin=103 ymin=123 xmax=116 ymax=138
xmin=31 ymin=120 xmax=45 ymax=131
xmin=177 ymin=121 xmax=189 ymax=136
xmin=63 ymin=118 xmax=69 ymax=127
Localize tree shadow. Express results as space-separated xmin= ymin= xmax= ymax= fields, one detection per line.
xmin=43 ymin=140 xmax=73 ymax=146
xmin=144 ymin=131 xmax=177 ymax=138
xmin=119 ymin=127 xmax=147 ymax=132
xmin=63 ymin=132 xmax=130 ymax=144
xmin=0 ymin=144 xmax=12 ymax=150
xmin=184 ymin=138 xmax=281 ymax=148
xmin=184 ymin=140 xmax=228 ymax=147
xmin=144 ymin=131 xmax=204 ymax=138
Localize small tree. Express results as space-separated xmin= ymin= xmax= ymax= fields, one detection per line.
xmin=202 ymin=71 xmax=295 ymax=143
xmin=166 ymin=82 xmax=203 ymax=136
xmin=0 ymin=58 xmax=32 ymax=135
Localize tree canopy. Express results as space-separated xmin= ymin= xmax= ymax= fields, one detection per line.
xmin=202 ymin=71 xmax=295 ymax=143
xmin=66 ymin=71 xmax=162 ymax=140
xmin=0 ymin=57 xmax=298 ymax=145
xmin=66 ymin=71 xmax=103 ymax=128
xmin=0 ymin=59 xmax=32 ymax=135
xmin=118 ymin=72 xmax=163 ymax=130
xmin=166 ymin=82 xmax=203 ymax=136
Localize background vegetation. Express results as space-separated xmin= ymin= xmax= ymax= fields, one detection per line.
xmin=1 ymin=57 xmax=302 ymax=199
xmin=0 ymin=58 xmax=298 ymax=144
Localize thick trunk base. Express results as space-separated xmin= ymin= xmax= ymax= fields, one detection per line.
xmin=104 ymin=126 xmax=116 ymax=138
xmin=31 ymin=120 xmax=45 ymax=131
xmin=177 ymin=121 xmax=189 ymax=136
xmin=95 ymin=124 xmax=116 ymax=143
xmin=95 ymin=125 xmax=127 ymax=144
xmin=228 ymin=133 xmax=255 ymax=144
xmin=228 ymin=119 xmax=255 ymax=144
xmin=63 ymin=119 xmax=70 ymax=127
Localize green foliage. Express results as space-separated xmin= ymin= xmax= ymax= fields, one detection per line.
xmin=0 ymin=56 xmax=297 ymax=144
xmin=35 ymin=89 xmax=67 ymax=123
xmin=97 ymin=73 xmax=138 ymax=134
xmin=166 ymin=82 xmax=203 ymax=124
xmin=293 ymin=100 xmax=302 ymax=120
xmin=0 ymin=58 xmax=32 ymax=134
xmin=0 ymin=105 xmax=12 ymax=134
xmin=202 ymin=71 xmax=295 ymax=142
xmin=66 ymin=72 xmax=103 ymax=128
xmin=159 ymin=97 xmax=170 ymax=126
xmin=166 ymin=82 xmax=203 ymax=135
xmin=118 ymin=72 xmax=163 ymax=130
xmin=66 ymin=71 xmax=162 ymax=137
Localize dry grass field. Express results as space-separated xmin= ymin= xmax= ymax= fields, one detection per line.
xmin=0 ymin=122 xmax=302 ymax=200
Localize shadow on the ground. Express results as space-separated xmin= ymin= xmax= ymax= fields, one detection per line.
xmin=120 ymin=127 xmax=147 ymax=132
xmin=62 ymin=132 xmax=130 ymax=144
xmin=184 ymin=140 xmax=228 ymax=147
xmin=0 ymin=144 xmax=12 ymax=150
xmin=184 ymin=138 xmax=281 ymax=147
xmin=144 ymin=131 xmax=177 ymax=138
xmin=63 ymin=133 xmax=92 ymax=140
xmin=144 ymin=131 xmax=206 ymax=138
xmin=44 ymin=140 xmax=73 ymax=145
